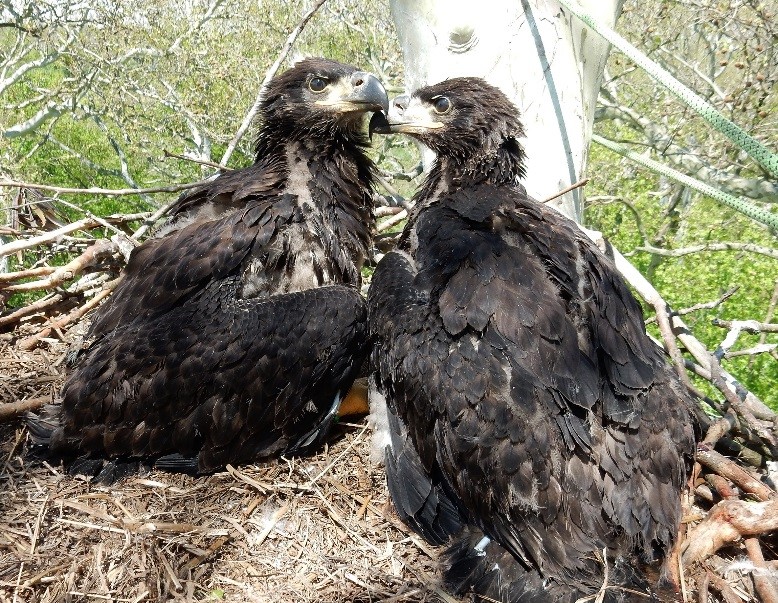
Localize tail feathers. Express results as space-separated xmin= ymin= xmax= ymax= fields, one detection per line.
xmin=384 ymin=404 xmax=464 ymax=545
xmin=442 ymin=525 xmax=663 ymax=603
xmin=26 ymin=404 xmax=61 ymax=447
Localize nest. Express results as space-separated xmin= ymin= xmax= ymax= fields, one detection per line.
xmin=0 ymin=197 xmax=776 ymax=602
xmin=0 ymin=338 xmax=445 ymax=602
xmin=1 ymin=337 xmax=777 ymax=603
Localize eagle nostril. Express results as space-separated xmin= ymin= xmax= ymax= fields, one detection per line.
xmin=393 ymin=95 xmax=409 ymax=114
xmin=351 ymin=72 xmax=367 ymax=88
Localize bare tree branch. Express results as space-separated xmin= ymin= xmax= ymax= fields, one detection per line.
xmin=219 ymin=0 xmax=329 ymax=166
xmin=682 ymin=499 xmax=778 ymax=567
xmin=0 ymin=178 xmax=211 ymax=198
xmin=712 ymin=319 xmax=778 ymax=334
xmin=635 ymin=242 xmax=778 ymax=261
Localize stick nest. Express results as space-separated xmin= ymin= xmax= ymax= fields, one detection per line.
xmin=1 ymin=203 xmax=777 ymax=602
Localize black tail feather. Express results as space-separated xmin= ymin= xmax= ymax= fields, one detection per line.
xmin=25 ymin=405 xmax=60 ymax=448
xmin=384 ymin=404 xmax=464 ymax=545
xmin=442 ymin=525 xmax=663 ymax=603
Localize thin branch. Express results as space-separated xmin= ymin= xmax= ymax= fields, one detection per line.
xmin=744 ymin=538 xmax=778 ymax=603
xmin=696 ymin=445 xmax=775 ymax=502
xmin=0 ymin=266 xmax=56 ymax=284
xmin=712 ymin=318 xmax=778 ymax=334
xmin=163 ymin=150 xmax=232 ymax=172
xmin=724 ymin=343 xmax=777 ymax=358
xmin=0 ymin=292 xmax=64 ymax=327
xmin=634 ymin=242 xmax=778 ymax=261
xmin=219 ymin=0 xmax=329 ymax=166
xmin=0 ymin=178 xmax=211 ymax=198
xmin=377 ymin=210 xmax=407 ymax=233
xmin=644 ymin=287 xmax=738 ymax=325
xmin=0 ymin=214 xmax=147 ymax=259
xmin=18 ymin=280 xmax=118 ymax=351
xmin=0 ymin=396 xmax=51 ymax=422
xmin=1 ymin=239 xmax=116 ymax=292
xmin=542 ymin=178 xmax=589 ymax=203
xmin=653 ymin=299 xmax=692 ymax=387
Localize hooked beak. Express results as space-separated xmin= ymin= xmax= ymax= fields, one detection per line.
xmin=315 ymin=71 xmax=389 ymax=115
xmin=369 ymin=94 xmax=445 ymax=136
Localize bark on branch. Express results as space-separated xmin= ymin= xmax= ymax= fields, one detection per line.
xmin=682 ymin=499 xmax=778 ymax=566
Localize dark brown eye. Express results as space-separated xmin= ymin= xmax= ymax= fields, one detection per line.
xmin=433 ymin=96 xmax=451 ymax=114
xmin=309 ymin=77 xmax=327 ymax=92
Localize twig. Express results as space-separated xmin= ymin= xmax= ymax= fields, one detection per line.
xmin=1 ymin=239 xmax=117 ymax=292
xmin=219 ymin=0 xmax=329 ymax=166
xmin=374 ymin=206 xmax=404 ymax=217
xmin=0 ymin=214 xmax=146 ymax=259
xmin=651 ymin=299 xmax=691 ymax=387
xmin=0 ymin=178 xmax=212 ymax=197
xmin=744 ymin=537 xmax=778 ymax=603
xmin=131 ymin=196 xmax=187 ymax=240
xmin=634 ymin=242 xmax=778 ymax=261
xmin=712 ymin=318 xmax=778 ymax=334
xmin=706 ymin=571 xmax=744 ymax=603
xmin=0 ymin=395 xmax=51 ymax=421
xmin=0 ymin=266 xmax=56 ymax=284
xmin=696 ymin=571 xmax=709 ymax=603
xmin=377 ymin=210 xmax=407 ymax=233
xmin=724 ymin=343 xmax=777 ymax=358
xmin=0 ymin=292 xmax=64 ymax=327
xmin=163 ymin=149 xmax=232 ymax=172
xmin=644 ymin=287 xmax=738 ymax=325
xmin=695 ymin=445 xmax=775 ymax=502
xmin=542 ymin=178 xmax=589 ymax=203
xmin=18 ymin=279 xmax=118 ymax=350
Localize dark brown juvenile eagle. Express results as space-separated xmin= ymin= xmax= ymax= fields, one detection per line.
xmin=368 ymin=79 xmax=696 ymax=602
xmin=28 ymin=58 xmax=388 ymax=481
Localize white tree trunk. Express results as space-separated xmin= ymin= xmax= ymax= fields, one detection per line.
xmin=389 ymin=0 xmax=623 ymax=222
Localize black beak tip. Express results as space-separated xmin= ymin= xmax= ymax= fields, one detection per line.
xmin=369 ymin=111 xmax=391 ymax=138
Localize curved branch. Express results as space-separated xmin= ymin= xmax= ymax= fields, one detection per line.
xmin=0 ymin=178 xmax=212 ymax=198
xmin=682 ymin=498 xmax=778 ymax=567
xmin=634 ymin=242 xmax=778 ymax=261
xmin=219 ymin=0 xmax=329 ymax=166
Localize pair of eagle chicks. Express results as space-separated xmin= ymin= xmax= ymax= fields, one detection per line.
xmin=29 ymin=58 xmax=696 ymax=603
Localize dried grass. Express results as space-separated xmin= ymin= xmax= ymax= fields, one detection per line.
xmin=1 ymin=336 xmax=775 ymax=603
xmin=0 ymin=337 xmax=445 ymax=603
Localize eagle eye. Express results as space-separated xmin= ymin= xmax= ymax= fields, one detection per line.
xmin=433 ymin=96 xmax=451 ymax=114
xmin=308 ymin=77 xmax=328 ymax=93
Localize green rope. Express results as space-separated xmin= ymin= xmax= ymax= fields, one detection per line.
xmin=557 ymin=0 xmax=778 ymax=181
xmin=592 ymin=134 xmax=778 ymax=233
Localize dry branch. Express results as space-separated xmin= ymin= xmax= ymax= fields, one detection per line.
xmin=17 ymin=279 xmax=118 ymax=350
xmin=744 ymin=537 xmax=778 ymax=603
xmin=0 ymin=178 xmax=211 ymax=198
xmin=0 ymin=395 xmax=51 ymax=421
xmin=696 ymin=445 xmax=775 ymax=502
xmin=0 ymin=266 xmax=56 ymax=284
xmin=712 ymin=318 xmax=778 ymax=334
xmin=0 ymin=292 xmax=65 ymax=328
xmin=682 ymin=498 xmax=778 ymax=566
xmin=0 ymin=213 xmax=147 ymax=259
xmin=2 ymin=238 xmax=117 ymax=292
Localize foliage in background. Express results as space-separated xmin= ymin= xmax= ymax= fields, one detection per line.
xmin=0 ymin=0 xmax=405 ymax=214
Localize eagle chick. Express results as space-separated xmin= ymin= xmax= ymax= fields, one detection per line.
xmin=28 ymin=58 xmax=388 ymax=482
xmin=368 ymin=78 xmax=696 ymax=602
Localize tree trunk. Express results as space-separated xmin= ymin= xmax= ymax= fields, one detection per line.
xmin=388 ymin=0 xmax=623 ymax=223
